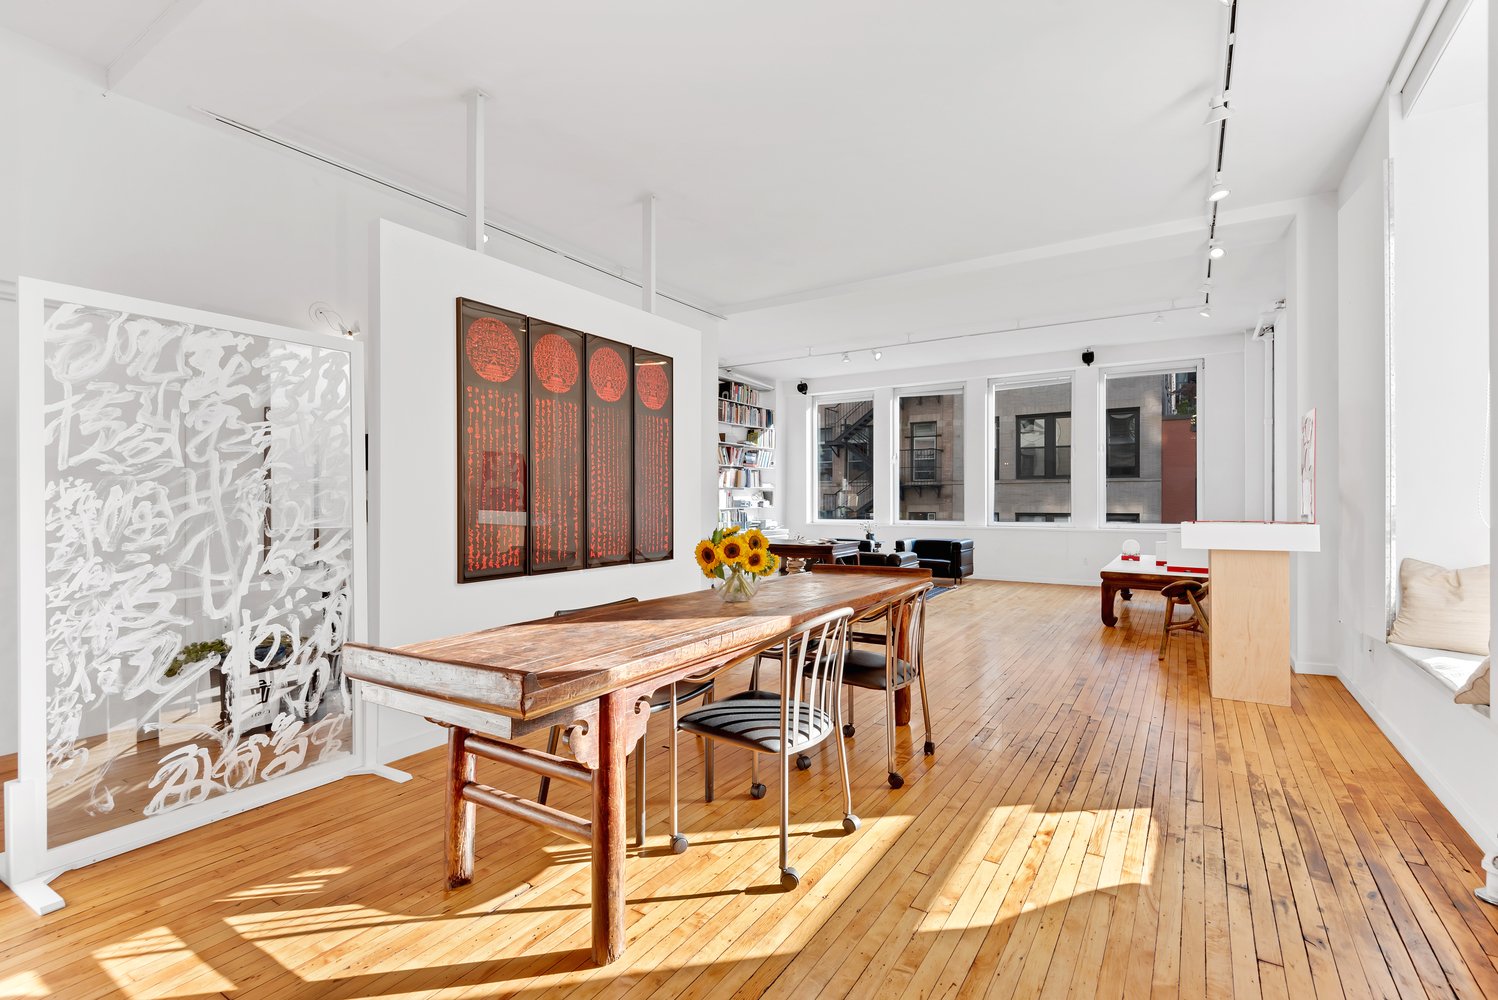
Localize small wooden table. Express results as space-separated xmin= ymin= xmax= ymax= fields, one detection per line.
xmin=1099 ymin=556 xmax=1207 ymax=627
xmin=343 ymin=565 xmax=930 ymax=966
xmin=772 ymin=539 xmax=862 ymax=573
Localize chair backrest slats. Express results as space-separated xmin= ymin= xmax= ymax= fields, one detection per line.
xmin=778 ymin=606 xmax=853 ymax=752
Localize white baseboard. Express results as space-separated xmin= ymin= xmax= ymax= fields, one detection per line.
xmin=1339 ymin=670 xmax=1498 ymax=857
xmin=1293 ymin=660 xmax=1339 ymax=676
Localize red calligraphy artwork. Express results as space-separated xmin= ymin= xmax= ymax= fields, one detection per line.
xmin=458 ymin=300 xmax=528 ymax=581
xmin=586 ymin=338 xmax=632 ymax=566
xmin=633 ymin=351 xmax=673 ymax=562
xmin=529 ymin=322 xmax=584 ymax=573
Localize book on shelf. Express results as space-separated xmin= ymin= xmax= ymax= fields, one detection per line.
xmin=716 ymin=399 xmax=774 ymax=427
xmin=718 ymin=467 xmax=766 ymax=488
xmin=717 ymin=443 xmax=775 ymax=468
xmin=718 ymin=380 xmax=764 ymax=407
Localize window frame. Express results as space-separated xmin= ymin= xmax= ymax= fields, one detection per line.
xmin=894 ymin=385 xmax=966 ymax=526
xmin=810 ymin=391 xmax=877 ymax=524
xmin=989 ymin=371 xmax=1076 ymax=528
xmin=1096 ymin=360 xmax=1204 ymax=530
xmin=1014 ymin=410 xmax=1072 ymax=481
xmin=1104 ymin=407 xmax=1141 ymax=479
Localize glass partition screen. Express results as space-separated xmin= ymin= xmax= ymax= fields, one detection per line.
xmin=40 ymin=297 xmax=357 ymax=847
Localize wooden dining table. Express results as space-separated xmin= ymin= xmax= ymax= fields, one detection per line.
xmin=342 ymin=563 xmax=932 ymax=965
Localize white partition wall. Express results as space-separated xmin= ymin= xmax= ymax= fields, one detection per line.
xmin=3 ymin=280 xmax=374 ymax=912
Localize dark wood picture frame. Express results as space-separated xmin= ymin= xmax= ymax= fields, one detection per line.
xmin=585 ymin=334 xmax=634 ymax=568
xmin=456 ymin=297 xmax=529 ymax=583
xmin=632 ymin=349 xmax=674 ymax=563
xmin=527 ymin=320 xmax=586 ymax=574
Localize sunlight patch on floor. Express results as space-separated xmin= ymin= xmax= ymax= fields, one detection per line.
xmin=95 ymin=927 xmax=237 ymax=996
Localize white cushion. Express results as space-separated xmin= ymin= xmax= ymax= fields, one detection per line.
xmin=1388 ymin=642 xmax=1487 ymax=694
xmin=1386 ymin=558 xmax=1489 ymax=656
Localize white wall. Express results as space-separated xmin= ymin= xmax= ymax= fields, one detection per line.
xmin=1334 ymin=87 xmax=1498 ymax=856
xmin=0 ymin=30 xmax=721 ymax=758
xmin=775 ymin=332 xmax=1260 ymax=587
xmin=372 ymin=224 xmax=706 ymax=758
xmin=1393 ymin=100 xmax=1491 ymax=571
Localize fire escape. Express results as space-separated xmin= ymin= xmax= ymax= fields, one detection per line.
xmin=819 ymin=400 xmax=874 ymax=518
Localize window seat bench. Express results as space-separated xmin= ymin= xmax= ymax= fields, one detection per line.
xmin=1388 ymin=642 xmax=1490 ymax=717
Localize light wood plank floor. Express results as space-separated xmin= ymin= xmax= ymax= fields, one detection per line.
xmin=3 ymin=581 xmax=1496 ymax=999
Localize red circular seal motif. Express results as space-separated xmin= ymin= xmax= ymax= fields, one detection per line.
xmin=589 ymin=347 xmax=628 ymax=402
xmin=465 ymin=317 xmax=520 ymax=383
xmin=637 ymin=363 xmax=670 ymax=411
xmin=533 ymin=332 xmax=579 ymax=393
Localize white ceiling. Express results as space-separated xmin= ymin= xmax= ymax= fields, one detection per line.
xmin=2 ymin=0 xmax=1426 ymax=317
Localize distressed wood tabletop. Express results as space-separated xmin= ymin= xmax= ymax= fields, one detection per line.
xmin=344 ymin=565 xmax=930 ymax=721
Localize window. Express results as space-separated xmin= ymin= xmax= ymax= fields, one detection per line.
xmin=1102 ymin=366 xmax=1199 ymax=525
xmin=816 ymin=397 xmax=874 ymax=520
xmin=1016 ymin=412 xmax=1071 ymax=479
xmin=993 ymin=375 xmax=1072 ymax=524
xmin=1106 ymin=408 xmax=1140 ymax=478
xmin=898 ymin=389 xmax=964 ymax=521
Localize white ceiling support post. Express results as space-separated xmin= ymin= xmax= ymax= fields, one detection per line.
xmin=466 ymin=90 xmax=486 ymax=252
xmin=641 ymin=193 xmax=657 ymax=314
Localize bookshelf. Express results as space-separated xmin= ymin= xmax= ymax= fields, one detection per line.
xmin=716 ymin=375 xmax=781 ymax=532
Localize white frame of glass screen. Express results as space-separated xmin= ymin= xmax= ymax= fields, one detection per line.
xmin=3 ymin=279 xmax=392 ymax=915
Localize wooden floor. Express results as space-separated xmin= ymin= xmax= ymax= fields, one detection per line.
xmin=3 ymin=581 xmax=1496 ymax=999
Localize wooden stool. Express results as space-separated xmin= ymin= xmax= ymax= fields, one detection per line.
xmin=1159 ymin=580 xmax=1209 ymax=659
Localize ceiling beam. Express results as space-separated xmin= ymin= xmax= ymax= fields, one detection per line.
xmin=722 ymin=199 xmax=1303 ymax=317
xmin=106 ymin=0 xmax=208 ymax=91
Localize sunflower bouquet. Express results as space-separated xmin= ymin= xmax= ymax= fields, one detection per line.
xmin=695 ymin=526 xmax=780 ymax=603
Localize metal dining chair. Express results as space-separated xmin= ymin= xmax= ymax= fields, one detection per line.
xmin=838 ymin=587 xmax=935 ymax=789
xmin=535 ymin=597 xmax=716 ymax=849
xmin=1159 ymin=580 xmax=1210 ymax=659
xmin=668 ymin=606 xmax=860 ymax=889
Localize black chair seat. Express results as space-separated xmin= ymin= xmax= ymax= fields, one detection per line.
xmin=647 ymin=678 xmax=714 ymax=711
xmin=678 ymin=700 xmax=833 ymax=753
xmin=842 ymin=648 xmax=918 ymax=690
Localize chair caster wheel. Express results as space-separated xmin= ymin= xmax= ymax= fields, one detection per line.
xmin=842 ymin=814 xmax=861 ymax=833
xmin=780 ymin=867 xmax=801 ymax=890
xmin=796 ymin=754 xmax=812 ymax=771
xmin=843 ymin=724 xmax=855 ymax=738
xmin=924 ymin=740 xmax=936 ymax=756
xmin=750 ymin=782 xmax=767 ymax=799
xmin=670 ymin=833 xmax=689 ymax=855
xmin=888 ymin=772 xmax=904 ymax=789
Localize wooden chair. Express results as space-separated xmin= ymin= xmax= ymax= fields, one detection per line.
xmin=669 ymin=606 xmax=860 ymax=889
xmin=536 ymin=597 xmax=715 ymax=849
xmin=1159 ymin=580 xmax=1210 ymax=659
xmin=837 ymin=587 xmax=934 ymax=788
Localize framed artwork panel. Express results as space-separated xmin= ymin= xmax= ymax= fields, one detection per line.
xmin=457 ymin=298 xmax=529 ymax=582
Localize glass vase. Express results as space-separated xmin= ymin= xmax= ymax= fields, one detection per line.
xmin=718 ymin=567 xmax=760 ymax=603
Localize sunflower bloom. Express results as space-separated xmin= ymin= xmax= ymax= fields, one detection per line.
xmin=718 ymin=537 xmax=747 ymax=567
xmin=743 ymin=548 xmax=766 ymax=573
xmin=696 ymin=540 xmax=721 ymax=576
xmin=743 ymin=529 xmax=768 ymax=552
xmin=759 ymin=552 xmax=780 ymax=576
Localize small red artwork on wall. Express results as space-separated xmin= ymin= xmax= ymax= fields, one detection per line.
xmin=465 ymin=316 xmax=521 ymax=383
xmin=636 ymin=362 xmax=670 ymax=411
xmin=589 ymin=346 xmax=628 ymax=403
xmin=533 ymin=332 xmax=580 ymax=394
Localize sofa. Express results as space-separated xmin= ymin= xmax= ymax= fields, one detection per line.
xmin=834 ymin=537 xmax=920 ymax=569
xmin=893 ymin=538 xmax=975 ymax=584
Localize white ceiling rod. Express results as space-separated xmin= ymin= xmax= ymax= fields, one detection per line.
xmin=466 ymin=90 xmax=487 ymax=252
xmin=641 ymin=193 xmax=658 ymax=314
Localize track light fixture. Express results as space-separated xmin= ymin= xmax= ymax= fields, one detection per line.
xmin=841 ymin=352 xmax=850 ymax=363
xmin=1208 ymin=173 xmax=1230 ymax=203
xmin=1208 ymin=241 xmax=1225 ymax=260
xmin=1199 ymin=305 xmax=1213 ymax=318
xmin=873 ymin=350 xmax=883 ymax=361
xmin=1153 ymin=313 xmax=1166 ymax=324
xmin=1198 ymin=281 xmax=1214 ymax=294
xmin=1204 ymin=91 xmax=1233 ymax=125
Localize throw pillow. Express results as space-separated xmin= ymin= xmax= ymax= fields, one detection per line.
xmin=1386 ymin=558 xmax=1490 ymax=656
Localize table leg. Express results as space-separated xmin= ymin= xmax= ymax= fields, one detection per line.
xmin=592 ymin=690 xmax=629 ymax=965
xmin=1101 ymin=585 xmax=1118 ymax=627
xmin=445 ymin=725 xmax=476 ymax=889
xmin=895 ymin=689 xmax=912 ymax=727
